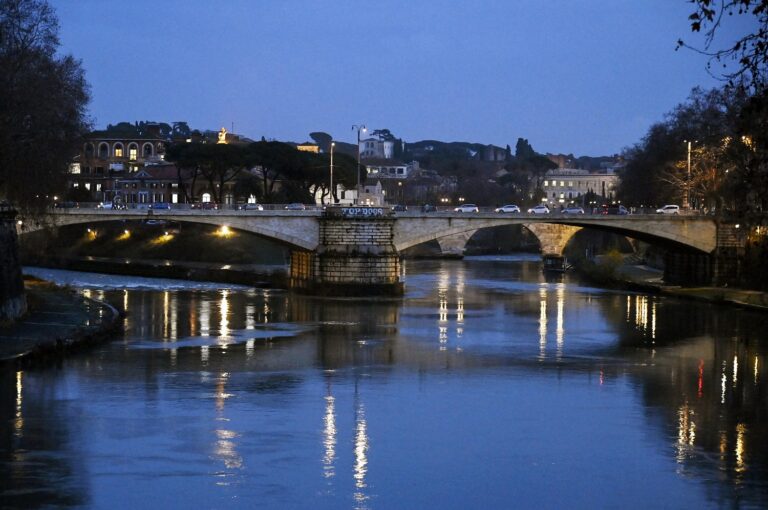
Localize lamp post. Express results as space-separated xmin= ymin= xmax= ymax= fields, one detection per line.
xmin=683 ymin=139 xmax=696 ymax=209
xmin=352 ymin=124 xmax=366 ymax=204
xmin=329 ymin=142 xmax=335 ymax=204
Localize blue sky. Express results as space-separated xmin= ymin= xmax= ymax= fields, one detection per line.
xmin=51 ymin=0 xmax=755 ymax=156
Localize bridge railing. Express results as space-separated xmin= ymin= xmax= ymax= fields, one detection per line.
xmin=51 ymin=201 xmax=708 ymax=217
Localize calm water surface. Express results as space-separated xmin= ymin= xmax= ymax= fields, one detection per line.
xmin=3 ymin=256 xmax=768 ymax=509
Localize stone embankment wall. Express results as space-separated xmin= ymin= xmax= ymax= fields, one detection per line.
xmin=291 ymin=211 xmax=403 ymax=295
xmin=0 ymin=207 xmax=26 ymax=321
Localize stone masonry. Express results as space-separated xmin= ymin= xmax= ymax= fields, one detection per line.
xmin=290 ymin=209 xmax=403 ymax=295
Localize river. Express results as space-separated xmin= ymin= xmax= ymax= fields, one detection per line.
xmin=2 ymin=255 xmax=767 ymax=509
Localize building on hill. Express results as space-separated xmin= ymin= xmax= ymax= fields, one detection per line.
xmin=364 ymin=159 xmax=416 ymax=180
xmin=359 ymin=138 xmax=395 ymax=159
xmin=295 ymin=142 xmax=320 ymax=153
xmin=546 ymin=153 xmax=575 ymax=169
xmin=68 ymin=123 xmax=168 ymax=203
xmin=67 ymin=122 xmax=255 ymax=204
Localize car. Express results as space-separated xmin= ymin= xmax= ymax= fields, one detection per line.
xmin=285 ymin=203 xmax=306 ymax=210
xmin=601 ymin=204 xmax=629 ymax=215
xmin=454 ymin=204 xmax=479 ymax=212
xmin=656 ymin=204 xmax=680 ymax=215
xmin=150 ymin=202 xmax=171 ymax=210
xmin=495 ymin=204 xmax=521 ymax=213
xmin=527 ymin=204 xmax=550 ymax=214
xmin=392 ymin=204 xmax=408 ymax=212
xmin=421 ymin=204 xmax=437 ymax=212
xmin=562 ymin=206 xmax=585 ymax=214
xmin=239 ymin=203 xmax=264 ymax=211
xmin=97 ymin=202 xmax=114 ymax=209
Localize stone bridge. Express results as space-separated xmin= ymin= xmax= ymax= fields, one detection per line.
xmin=20 ymin=208 xmax=735 ymax=294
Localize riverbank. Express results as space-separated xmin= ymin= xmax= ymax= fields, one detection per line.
xmin=0 ymin=278 xmax=122 ymax=368
xmin=614 ymin=263 xmax=768 ymax=311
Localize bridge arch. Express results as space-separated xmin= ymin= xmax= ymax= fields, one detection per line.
xmin=393 ymin=215 xmax=718 ymax=255
xmin=19 ymin=211 xmax=320 ymax=251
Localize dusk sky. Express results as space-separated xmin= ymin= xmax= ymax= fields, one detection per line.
xmin=51 ymin=0 xmax=754 ymax=157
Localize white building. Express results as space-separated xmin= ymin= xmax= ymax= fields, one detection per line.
xmin=541 ymin=168 xmax=619 ymax=205
xmin=359 ymin=138 xmax=395 ymax=159
xmin=364 ymin=159 xmax=415 ymax=180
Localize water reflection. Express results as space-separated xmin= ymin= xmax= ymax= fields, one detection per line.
xmin=3 ymin=258 xmax=768 ymax=507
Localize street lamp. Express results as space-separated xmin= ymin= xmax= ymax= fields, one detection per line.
xmin=683 ymin=139 xmax=697 ymax=209
xmin=352 ymin=124 xmax=366 ymax=204
xmin=329 ymin=141 xmax=335 ymax=204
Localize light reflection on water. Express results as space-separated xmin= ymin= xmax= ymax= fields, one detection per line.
xmin=2 ymin=257 xmax=768 ymax=509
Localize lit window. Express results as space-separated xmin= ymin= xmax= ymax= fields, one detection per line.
xmin=85 ymin=182 xmax=91 ymax=190
xmin=544 ymin=180 xmax=548 ymax=187
xmin=560 ymin=181 xmax=564 ymax=187
xmin=129 ymin=148 xmax=137 ymax=160
xmin=96 ymin=183 xmax=102 ymax=191
xmin=114 ymin=145 xmax=123 ymax=157
xmin=568 ymin=181 xmax=573 ymax=187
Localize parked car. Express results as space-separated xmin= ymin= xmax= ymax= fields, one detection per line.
xmin=239 ymin=203 xmax=264 ymax=211
xmin=495 ymin=204 xmax=521 ymax=213
xmin=527 ymin=204 xmax=550 ymax=214
xmin=656 ymin=204 xmax=680 ymax=215
xmin=392 ymin=204 xmax=408 ymax=212
xmin=601 ymin=204 xmax=629 ymax=215
xmin=97 ymin=202 xmax=114 ymax=209
xmin=562 ymin=206 xmax=585 ymax=214
xmin=150 ymin=202 xmax=171 ymax=210
xmin=285 ymin=203 xmax=306 ymax=210
xmin=454 ymin=204 xmax=479 ymax=212
xmin=421 ymin=204 xmax=437 ymax=212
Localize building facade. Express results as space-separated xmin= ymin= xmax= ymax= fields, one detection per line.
xmin=541 ymin=168 xmax=619 ymax=206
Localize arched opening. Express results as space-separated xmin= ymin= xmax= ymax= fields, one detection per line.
xmin=142 ymin=143 xmax=154 ymax=157
xmin=128 ymin=143 xmax=138 ymax=161
xmin=84 ymin=143 xmax=94 ymax=158
xmin=113 ymin=143 xmax=124 ymax=158
xmin=98 ymin=142 xmax=109 ymax=159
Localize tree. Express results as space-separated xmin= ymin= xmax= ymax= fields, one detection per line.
xmin=370 ymin=128 xmax=396 ymax=141
xmin=678 ymin=0 xmax=768 ymax=92
xmin=309 ymin=131 xmax=332 ymax=153
xmin=618 ymin=86 xmax=748 ymax=209
xmin=0 ymin=0 xmax=90 ymax=209
xmin=165 ymin=143 xmax=248 ymax=203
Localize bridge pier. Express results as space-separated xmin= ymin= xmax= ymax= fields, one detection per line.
xmin=290 ymin=209 xmax=403 ymax=296
xmin=436 ymin=231 xmax=477 ymax=258
xmin=663 ymin=223 xmax=745 ymax=287
xmin=523 ymin=223 xmax=583 ymax=256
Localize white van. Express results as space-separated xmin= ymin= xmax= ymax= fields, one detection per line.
xmin=656 ymin=205 xmax=680 ymax=215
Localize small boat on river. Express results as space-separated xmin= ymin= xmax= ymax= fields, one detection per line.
xmin=542 ymin=254 xmax=570 ymax=273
